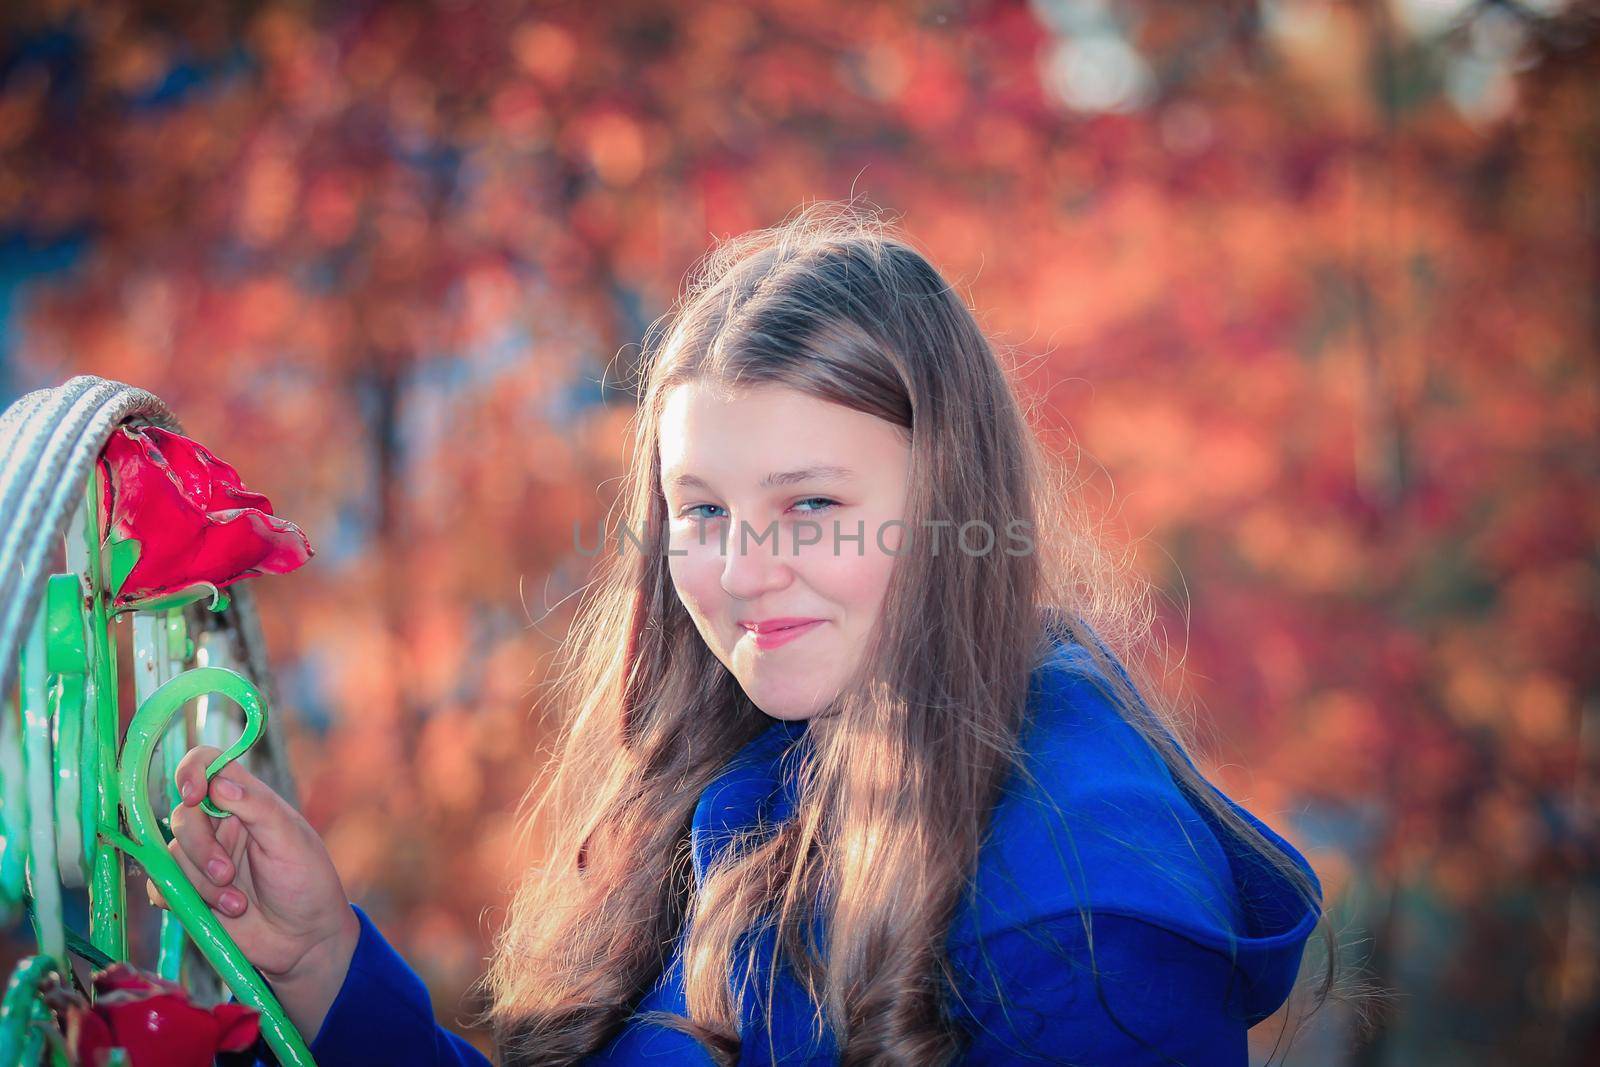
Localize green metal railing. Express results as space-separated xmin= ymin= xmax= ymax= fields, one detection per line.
xmin=0 ymin=377 xmax=313 ymax=1066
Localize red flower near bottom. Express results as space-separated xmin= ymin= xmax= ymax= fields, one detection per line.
xmin=42 ymin=963 xmax=261 ymax=1067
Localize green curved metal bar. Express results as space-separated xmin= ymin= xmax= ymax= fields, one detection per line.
xmin=196 ymin=688 xmax=263 ymax=822
xmin=20 ymin=604 xmax=65 ymax=972
xmin=76 ymin=665 xmax=99 ymax=886
xmin=0 ymin=691 xmax=25 ymax=920
xmin=50 ymin=674 xmax=86 ymax=887
xmin=117 ymin=665 xmax=313 ymax=1067
xmin=0 ymin=955 xmax=57 ymax=1065
xmin=45 ymin=573 xmax=90 ymax=888
xmin=144 ymin=608 xmax=192 ymax=981
xmin=80 ymin=464 xmax=126 ymax=962
xmin=22 ymin=998 xmax=60 ymax=1067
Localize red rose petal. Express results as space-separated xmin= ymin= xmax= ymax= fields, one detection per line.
xmin=99 ymin=424 xmax=313 ymax=605
xmin=101 ymin=995 xmax=217 ymax=1067
xmin=212 ymin=1001 xmax=265 ymax=1051
xmin=46 ymin=962 xmax=268 ymax=1067
xmin=92 ymin=961 xmax=175 ymax=996
xmin=54 ymin=994 xmax=115 ymax=1067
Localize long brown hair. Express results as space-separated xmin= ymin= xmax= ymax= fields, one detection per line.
xmin=471 ymin=200 xmax=1379 ymax=1064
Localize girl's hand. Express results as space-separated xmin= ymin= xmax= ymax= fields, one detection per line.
xmin=148 ymin=746 xmax=360 ymax=1036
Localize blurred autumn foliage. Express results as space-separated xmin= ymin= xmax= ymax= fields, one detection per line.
xmin=2 ymin=0 xmax=1598 ymax=1063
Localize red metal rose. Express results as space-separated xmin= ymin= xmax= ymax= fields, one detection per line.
xmin=98 ymin=424 xmax=313 ymax=610
xmin=41 ymin=962 xmax=261 ymax=1067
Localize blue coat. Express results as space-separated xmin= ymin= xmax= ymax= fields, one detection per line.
xmin=289 ymin=638 xmax=1321 ymax=1065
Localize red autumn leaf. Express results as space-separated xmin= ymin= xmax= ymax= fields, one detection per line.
xmin=42 ymin=962 xmax=262 ymax=1067
xmin=98 ymin=424 xmax=313 ymax=607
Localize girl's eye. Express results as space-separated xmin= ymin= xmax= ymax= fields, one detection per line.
xmin=677 ymin=499 xmax=839 ymax=520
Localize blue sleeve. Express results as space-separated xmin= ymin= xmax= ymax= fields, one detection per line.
xmin=948 ymin=910 xmax=1252 ymax=1066
xmin=301 ymin=903 xmax=494 ymax=1067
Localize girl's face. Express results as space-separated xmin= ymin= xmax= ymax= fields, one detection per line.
xmin=660 ymin=381 xmax=911 ymax=721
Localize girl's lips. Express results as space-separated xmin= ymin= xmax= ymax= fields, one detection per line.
xmin=743 ymin=619 xmax=826 ymax=650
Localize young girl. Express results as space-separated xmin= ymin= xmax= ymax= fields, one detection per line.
xmin=156 ymin=203 xmax=1347 ymax=1065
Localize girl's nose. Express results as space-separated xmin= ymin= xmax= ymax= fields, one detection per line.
xmin=719 ymin=521 xmax=796 ymax=601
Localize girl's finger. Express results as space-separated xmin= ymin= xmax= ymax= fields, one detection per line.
xmin=165 ymin=837 xmax=247 ymax=917
xmin=170 ymin=794 xmax=230 ymax=884
xmin=175 ymin=745 xmax=300 ymax=856
xmin=173 ymin=744 xmax=224 ymax=805
xmin=195 ymin=764 xmax=301 ymax=856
